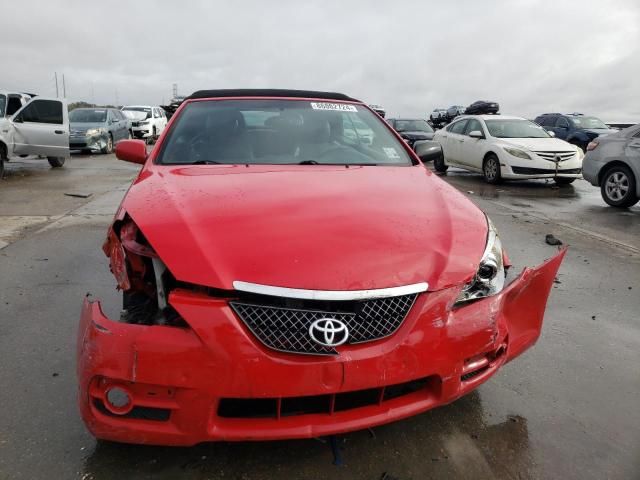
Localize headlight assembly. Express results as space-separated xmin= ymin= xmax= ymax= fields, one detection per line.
xmin=503 ymin=147 xmax=531 ymax=160
xmin=455 ymin=217 xmax=506 ymax=305
xmin=86 ymin=128 xmax=105 ymax=136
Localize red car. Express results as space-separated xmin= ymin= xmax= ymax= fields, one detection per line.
xmin=77 ymin=89 xmax=565 ymax=446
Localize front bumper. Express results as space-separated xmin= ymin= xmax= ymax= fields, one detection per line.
xmin=70 ymin=134 xmax=107 ymax=151
xmin=77 ymin=250 xmax=565 ymax=446
xmin=132 ymin=126 xmax=152 ymax=138
xmin=503 ymin=156 xmax=583 ymax=180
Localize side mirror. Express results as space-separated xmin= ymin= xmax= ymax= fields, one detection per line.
xmin=468 ymin=130 xmax=484 ymax=139
xmin=115 ymin=139 xmax=147 ymax=165
xmin=547 ymin=130 xmax=556 ymax=137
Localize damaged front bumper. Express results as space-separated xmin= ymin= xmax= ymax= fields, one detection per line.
xmin=70 ymin=133 xmax=108 ymax=152
xmin=77 ymin=250 xmax=565 ymax=446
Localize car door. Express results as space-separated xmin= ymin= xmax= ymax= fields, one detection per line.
xmin=554 ymin=116 xmax=570 ymax=140
xmin=443 ymin=119 xmax=468 ymax=165
xmin=113 ymin=110 xmax=128 ymax=140
xmin=458 ymin=118 xmax=485 ymax=169
xmin=10 ymin=98 xmax=69 ymax=158
xmin=625 ymin=128 xmax=640 ymax=166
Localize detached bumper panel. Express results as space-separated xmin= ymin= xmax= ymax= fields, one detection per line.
xmin=77 ymin=249 xmax=565 ymax=445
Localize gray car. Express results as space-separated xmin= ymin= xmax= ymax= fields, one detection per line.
xmin=583 ymin=123 xmax=640 ymax=207
xmin=69 ymin=108 xmax=130 ymax=154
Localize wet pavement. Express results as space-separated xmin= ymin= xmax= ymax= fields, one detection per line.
xmin=0 ymin=158 xmax=638 ymax=479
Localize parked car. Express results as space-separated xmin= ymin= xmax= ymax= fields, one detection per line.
xmin=465 ymin=101 xmax=499 ymax=115
xmin=446 ymin=105 xmax=466 ymax=122
xmin=534 ymin=113 xmax=618 ymax=153
xmin=77 ymin=88 xmax=565 ymax=446
xmin=430 ymin=108 xmax=447 ymax=124
xmin=121 ymin=105 xmax=167 ymax=143
xmin=0 ymin=92 xmax=69 ymax=178
xmin=69 ymin=108 xmax=130 ymax=154
xmin=369 ymin=104 xmax=386 ymax=118
xmin=387 ymin=118 xmax=435 ymax=149
xmin=433 ymin=115 xmax=583 ymax=184
xmin=582 ymin=123 xmax=640 ymax=207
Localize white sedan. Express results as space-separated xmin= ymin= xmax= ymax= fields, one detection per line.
xmin=432 ymin=115 xmax=584 ymax=185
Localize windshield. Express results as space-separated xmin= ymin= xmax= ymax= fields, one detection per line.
xmin=0 ymin=95 xmax=5 ymax=117
xmin=69 ymin=109 xmax=107 ymax=123
xmin=122 ymin=107 xmax=152 ymax=119
xmin=570 ymin=116 xmax=608 ymax=129
xmin=485 ymin=119 xmax=550 ymax=138
xmin=394 ymin=120 xmax=433 ymax=133
xmin=156 ymin=99 xmax=413 ymax=166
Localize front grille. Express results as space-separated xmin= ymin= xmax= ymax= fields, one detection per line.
xmin=512 ymin=166 xmax=581 ymax=175
xmin=533 ymin=151 xmax=576 ymax=162
xmin=218 ymin=377 xmax=434 ymax=418
xmin=230 ymin=294 xmax=417 ymax=355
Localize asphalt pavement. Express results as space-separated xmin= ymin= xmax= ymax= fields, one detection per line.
xmin=0 ymin=156 xmax=638 ymax=479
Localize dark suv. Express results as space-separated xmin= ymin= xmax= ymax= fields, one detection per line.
xmin=534 ymin=113 xmax=617 ymax=152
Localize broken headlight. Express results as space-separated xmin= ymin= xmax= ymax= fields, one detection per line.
xmin=455 ymin=217 xmax=506 ymax=305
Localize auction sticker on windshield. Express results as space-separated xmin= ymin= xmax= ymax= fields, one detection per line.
xmin=310 ymin=102 xmax=358 ymax=112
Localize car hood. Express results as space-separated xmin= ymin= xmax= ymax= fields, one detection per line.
xmin=500 ymin=137 xmax=577 ymax=152
xmin=122 ymin=164 xmax=488 ymax=292
xmin=70 ymin=122 xmax=106 ymax=132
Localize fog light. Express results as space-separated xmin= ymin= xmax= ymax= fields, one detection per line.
xmin=104 ymin=386 xmax=133 ymax=415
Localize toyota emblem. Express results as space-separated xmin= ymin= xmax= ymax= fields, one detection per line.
xmin=309 ymin=318 xmax=349 ymax=347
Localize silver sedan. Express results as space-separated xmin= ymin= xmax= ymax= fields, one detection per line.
xmin=583 ymin=124 xmax=640 ymax=207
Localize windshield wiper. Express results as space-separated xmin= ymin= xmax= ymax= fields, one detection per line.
xmin=191 ymin=160 xmax=222 ymax=164
xmin=298 ymin=160 xmax=319 ymax=165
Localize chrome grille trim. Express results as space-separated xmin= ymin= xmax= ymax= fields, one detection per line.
xmin=533 ymin=151 xmax=576 ymax=162
xmin=232 ymin=281 xmax=428 ymax=301
xmin=230 ymin=293 xmax=419 ymax=355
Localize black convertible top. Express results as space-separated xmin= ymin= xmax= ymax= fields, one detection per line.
xmin=187 ymin=89 xmax=360 ymax=102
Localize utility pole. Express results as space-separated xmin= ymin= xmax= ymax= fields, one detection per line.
xmin=54 ymin=72 xmax=59 ymax=97
xmin=62 ymin=74 xmax=66 ymax=98
xmin=172 ymin=83 xmax=178 ymax=99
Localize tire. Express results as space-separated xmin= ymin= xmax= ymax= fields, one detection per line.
xmin=128 ymin=130 xmax=133 ymax=139
xmin=101 ymin=134 xmax=113 ymax=154
xmin=483 ymin=154 xmax=502 ymax=184
xmin=433 ymin=152 xmax=448 ymax=172
xmin=47 ymin=156 xmax=65 ymax=168
xmin=0 ymin=143 xmax=7 ymax=179
xmin=554 ymin=177 xmax=576 ymax=185
xmin=600 ymin=165 xmax=638 ymax=208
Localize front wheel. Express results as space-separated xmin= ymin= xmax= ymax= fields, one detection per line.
xmin=0 ymin=143 xmax=6 ymax=179
xmin=101 ymin=134 xmax=113 ymax=154
xmin=47 ymin=156 xmax=65 ymax=168
xmin=483 ymin=154 xmax=502 ymax=184
xmin=554 ymin=177 xmax=576 ymax=185
xmin=601 ymin=165 xmax=638 ymax=208
xmin=433 ymin=152 xmax=448 ymax=172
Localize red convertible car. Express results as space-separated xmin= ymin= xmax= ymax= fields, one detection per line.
xmin=77 ymin=89 xmax=565 ymax=445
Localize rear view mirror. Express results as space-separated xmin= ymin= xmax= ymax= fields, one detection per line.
xmin=115 ymin=139 xmax=147 ymax=165
xmin=547 ymin=130 xmax=556 ymax=137
xmin=468 ymin=130 xmax=484 ymax=139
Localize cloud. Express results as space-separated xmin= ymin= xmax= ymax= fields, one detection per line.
xmin=2 ymin=0 xmax=638 ymax=121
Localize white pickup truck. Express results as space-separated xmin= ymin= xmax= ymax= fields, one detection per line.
xmin=0 ymin=91 xmax=70 ymax=178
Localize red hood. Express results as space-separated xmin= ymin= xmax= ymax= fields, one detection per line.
xmin=122 ymin=164 xmax=487 ymax=291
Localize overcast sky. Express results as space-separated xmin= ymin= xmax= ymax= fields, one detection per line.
xmin=2 ymin=0 xmax=638 ymax=121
